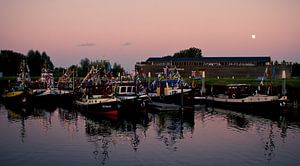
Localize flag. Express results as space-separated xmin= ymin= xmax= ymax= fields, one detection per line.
xmin=106 ymin=63 xmax=111 ymax=74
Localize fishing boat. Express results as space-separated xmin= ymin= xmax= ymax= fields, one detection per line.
xmin=2 ymin=60 xmax=33 ymax=108
xmin=75 ymin=94 xmax=118 ymax=115
xmin=56 ymin=67 xmax=76 ymax=106
xmin=32 ymin=67 xmax=58 ymax=105
xmin=147 ymin=67 xmax=191 ymax=105
xmin=2 ymin=85 xmax=33 ymax=108
xmin=115 ymin=81 xmax=151 ymax=110
xmin=74 ymin=65 xmax=119 ymax=115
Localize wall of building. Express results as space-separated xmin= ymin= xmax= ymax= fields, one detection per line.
xmin=135 ymin=63 xmax=291 ymax=78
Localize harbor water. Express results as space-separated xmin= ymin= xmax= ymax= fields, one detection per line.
xmin=0 ymin=104 xmax=300 ymax=165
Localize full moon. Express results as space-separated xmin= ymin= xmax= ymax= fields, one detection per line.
xmin=251 ymin=34 xmax=256 ymax=39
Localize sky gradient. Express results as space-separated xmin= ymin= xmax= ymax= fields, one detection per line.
xmin=1 ymin=0 xmax=299 ymax=71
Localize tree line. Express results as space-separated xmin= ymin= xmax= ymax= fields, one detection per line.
xmin=0 ymin=49 xmax=299 ymax=77
xmin=53 ymin=58 xmax=125 ymax=78
xmin=0 ymin=50 xmax=53 ymax=77
xmin=292 ymin=63 xmax=300 ymax=77
xmin=0 ymin=50 xmax=125 ymax=78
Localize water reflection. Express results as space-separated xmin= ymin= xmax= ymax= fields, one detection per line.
xmin=5 ymin=105 xmax=56 ymax=143
xmin=83 ymin=110 xmax=150 ymax=165
xmin=1 ymin=103 xmax=300 ymax=165
xmin=202 ymin=105 xmax=300 ymax=162
xmin=226 ymin=113 xmax=250 ymax=131
xmin=58 ymin=108 xmax=79 ymax=134
xmin=6 ymin=108 xmax=27 ymax=143
xmin=151 ymin=110 xmax=195 ymax=151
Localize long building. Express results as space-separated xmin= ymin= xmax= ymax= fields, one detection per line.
xmin=135 ymin=56 xmax=291 ymax=78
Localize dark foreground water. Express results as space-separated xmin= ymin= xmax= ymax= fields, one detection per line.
xmin=1 ymin=104 xmax=300 ymax=166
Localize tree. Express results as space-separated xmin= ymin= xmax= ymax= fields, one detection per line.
xmin=27 ymin=50 xmax=43 ymax=76
xmin=173 ymin=47 xmax=202 ymax=58
xmin=112 ymin=62 xmax=124 ymax=77
xmin=78 ymin=58 xmax=90 ymax=77
xmin=53 ymin=67 xmax=66 ymax=78
xmin=0 ymin=50 xmax=25 ymax=76
xmin=41 ymin=52 xmax=54 ymax=70
xmin=292 ymin=63 xmax=300 ymax=77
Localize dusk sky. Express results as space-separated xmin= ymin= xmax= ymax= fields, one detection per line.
xmin=1 ymin=0 xmax=299 ymax=71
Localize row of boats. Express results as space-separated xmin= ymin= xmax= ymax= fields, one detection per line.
xmin=1 ymin=62 xmax=288 ymax=114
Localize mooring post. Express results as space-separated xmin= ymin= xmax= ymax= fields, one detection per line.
xmin=282 ymin=70 xmax=286 ymax=96
xmin=201 ymin=71 xmax=206 ymax=96
xmin=181 ymin=83 xmax=184 ymax=110
xmin=148 ymin=72 xmax=151 ymax=93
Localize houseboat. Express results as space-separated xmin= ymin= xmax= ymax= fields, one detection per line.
xmin=205 ymin=84 xmax=288 ymax=111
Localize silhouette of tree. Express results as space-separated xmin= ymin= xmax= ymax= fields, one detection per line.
xmin=41 ymin=52 xmax=54 ymax=70
xmin=78 ymin=58 xmax=90 ymax=77
xmin=0 ymin=50 xmax=25 ymax=76
xmin=292 ymin=63 xmax=300 ymax=77
xmin=112 ymin=62 xmax=124 ymax=77
xmin=27 ymin=50 xmax=43 ymax=76
xmin=173 ymin=47 xmax=202 ymax=58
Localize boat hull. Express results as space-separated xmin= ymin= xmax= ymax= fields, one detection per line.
xmin=57 ymin=91 xmax=75 ymax=107
xmin=116 ymin=95 xmax=151 ymax=111
xmin=204 ymin=95 xmax=287 ymax=111
xmin=2 ymin=91 xmax=33 ymax=109
xmin=74 ymin=98 xmax=119 ymax=115
xmin=33 ymin=91 xmax=59 ymax=108
xmin=149 ymin=89 xmax=191 ymax=105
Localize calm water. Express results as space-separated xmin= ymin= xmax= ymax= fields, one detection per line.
xmin=1 ymin=104 xmax=300 ymax=166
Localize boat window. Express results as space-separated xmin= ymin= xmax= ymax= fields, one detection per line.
xmin=121 ymin=87 xmax=126 ymax=93
xmin=127 ymin=86 xmax=132 ymax=92
xmin=132 ymin=87 xmax=136 ymax=92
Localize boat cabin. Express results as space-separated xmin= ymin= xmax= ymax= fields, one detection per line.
xmin=225 ymin=84 xmax=252 ymax=99
xmin=116 ymin=85 xmax=137 ymax=96
xmin=154 ymin=79 xmax=184 ymax=96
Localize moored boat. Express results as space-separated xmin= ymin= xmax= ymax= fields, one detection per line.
xmin=32 ymin=67 xmax=58 ymax=106
xmin=74 ymin=65 xmax=119 ymax=115
xmin=147 ymin=67 xmax=192 ymax=106
xmin=204 ymin=84 xmax=288 ymax=111
xmin=56 ymin=67 xmax=76 ymax=106
xmin=115 ymin=81 xmax=151 ymax=110
xmin=2 ymin=59 xmax=33 ymax=108
xmin=2 ymin=85 xmax=33 ymax=108
xmin=75 ymin=94 xmax=118 ymax=115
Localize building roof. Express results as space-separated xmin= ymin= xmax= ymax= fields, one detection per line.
xmin=146 ymin=56 xmax=271 ymax=63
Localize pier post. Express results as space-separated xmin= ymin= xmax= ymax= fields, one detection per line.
xmin=148 ymin=72 xmax=151 ymax=92
xmin=201 ymin=71 xmax=206 ymax=96
xmin=282 ymin=70 xmax=287 ymax=95
xmin=181 ymin=83 xmax=184 ymax=110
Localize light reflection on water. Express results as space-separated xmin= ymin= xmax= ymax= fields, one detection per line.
xmin=0 ymin=104 xmax=300 ymax=165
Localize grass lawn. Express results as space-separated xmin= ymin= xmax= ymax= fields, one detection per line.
xmin=185 ymin=77 xmax=300 ymax=88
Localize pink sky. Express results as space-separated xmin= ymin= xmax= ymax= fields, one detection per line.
xmin=1 ymin=0 xmax=299 ymax=71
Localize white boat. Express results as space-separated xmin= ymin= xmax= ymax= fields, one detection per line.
xmin=75 ymin=95 xmax=118 ymax=114
xmin=204 ymin=84 xmax=288 ymax=110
